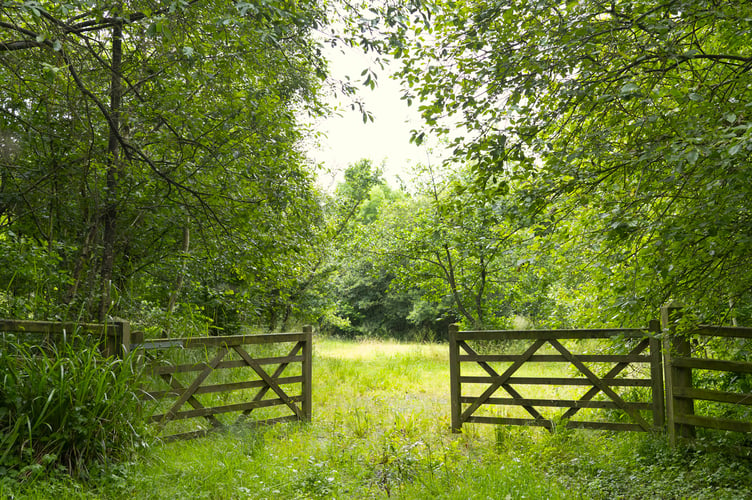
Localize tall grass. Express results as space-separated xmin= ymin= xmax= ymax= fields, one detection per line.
xmin=3 ymin=337 xmax=752 ymax=499
xmin=0 ymin=336 xmax=149 ymax=480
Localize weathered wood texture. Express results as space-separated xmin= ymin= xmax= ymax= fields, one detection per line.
xmin=662 ymin=305 xmax=752 ymax=441
xmin=449 ymin=324 xmax=662 ymax=434
xmin=135 ymin=328 xmax=313 ymax=442
xmin=0 ymin=318 xmax=131 ymax=357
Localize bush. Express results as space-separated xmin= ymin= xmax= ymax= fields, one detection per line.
xmin=0 ymin=336 xmax=150 ymax=479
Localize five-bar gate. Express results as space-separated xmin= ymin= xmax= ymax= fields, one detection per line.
xmin=449 ymin=323 xmax=665 ymax=433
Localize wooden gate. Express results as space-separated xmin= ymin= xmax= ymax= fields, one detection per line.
xmin=449 ymin=323 xmax=664 ymax=433
xmin=136 ymin=327 xmax=312 ymax=441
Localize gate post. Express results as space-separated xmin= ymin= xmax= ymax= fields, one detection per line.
xmin=661 ymin=303 xmax=695 ymax=444
xmin=104 ymin=319 xmax=131 ymax=358
xmin=648 ymin=319 xmax=665 ymax=430
xmin=302 ymin=325 xmax=313 ymax=422
xmin=449 ymin=324 xmax=461 ymax=433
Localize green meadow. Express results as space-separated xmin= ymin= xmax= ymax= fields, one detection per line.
xmin=3 ymin=337 xmax=752 ymax=499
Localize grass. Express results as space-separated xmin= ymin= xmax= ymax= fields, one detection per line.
xmin=3 ymin=336 xmax=752 ymax=499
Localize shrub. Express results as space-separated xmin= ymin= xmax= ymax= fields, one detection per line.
xmin=0 ymin=336 xmax=150 ymax=479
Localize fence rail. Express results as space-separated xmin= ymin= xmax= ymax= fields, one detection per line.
xmin=0 ymin=318 xmax=131 ymax=357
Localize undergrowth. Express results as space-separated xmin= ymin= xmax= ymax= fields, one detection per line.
xmin=2 ymin=337 xmax=751 ymax=499
xmin=0 ymin=335 xmax=150 ymax=483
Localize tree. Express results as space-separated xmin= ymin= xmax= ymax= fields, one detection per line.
xmin=360 ymin=163 xmax=553 ymax=330
xmin=0 ymin=1 xmax=329 ymax=325
xmin=391 ymin=0 xmax=752 ymax=323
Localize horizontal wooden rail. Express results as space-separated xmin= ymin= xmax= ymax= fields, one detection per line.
xmin=134 ymin=332 xmax=307 ymax=350
xmin=691 ymin=326 xmax=752 ymax=339
xmin=141 ymin=376 xmax=303 ymax=400
xmin=150 ymin=395 xmax=305 ymax=423
xmin=671 ymin=357 xmax=752 ymax=374
xmin=460 ymin=396 xmax=652 ymax=411
xmin=149 ymin=355 xmax=304 ymax=375
xmin=455 ymin=328 xmax=650 ymax=341
xmin=672 ymin=387 xmax=752 ymax=406
xmin=459 ymin=354 xmax=652 ymax=363
xmin=466 ymin=416 xmax=647 ymax=432
xmin=675 ymin=414 xmax=752 ymax=434
xmin=460 ymin=376 xmax=652 ymax=387
xmin=0 ymin=319 xmax=119 ymax=336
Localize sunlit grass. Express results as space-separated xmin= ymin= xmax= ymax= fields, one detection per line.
xmin=4 ymin=336 xmax=752 ymax=499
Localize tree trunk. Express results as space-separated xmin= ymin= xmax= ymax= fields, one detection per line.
xmin=167 ymin=225 xmax=190 ymax=315
xmin=98 ymin=20 xmax=123 ymax=321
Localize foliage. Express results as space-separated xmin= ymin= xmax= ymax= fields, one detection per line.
xmin=355 ymin=163 xmax=558 ymax=330
xmin=0 ymin=0 xmax=329 ymax=326
xmin=0 ymin=335 xmax=149 ymax=479
xmin=390 ymin=0 xmax=752 ymax=325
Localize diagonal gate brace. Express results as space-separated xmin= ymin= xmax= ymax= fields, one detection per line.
xmin=233 ymin=344 xmax=305 ymax=419
xmin=459 ymin=340 xmax=548 ymax=425
xmin=548 ymin=339 xmax=652 ymax=431
xmin=461 ymin=338 xmax=547 ymax=423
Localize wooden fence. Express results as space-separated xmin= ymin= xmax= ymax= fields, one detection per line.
xmin=450 ymin=305 xmax=752 ymax=439
xmin=662 ymin=304 xmax=752 ymax=443
xmin=0 ymin=319 xmax=313 ymax=441
xmin=0 ymin=318 xmax=131 ymax=357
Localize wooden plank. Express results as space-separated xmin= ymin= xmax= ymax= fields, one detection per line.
xmin=675 ymin=414 xmax=752 ymax=433
xmin=141 ymin=376 xmax=303 ymax=399
xmin=673 ymin=387 xmax=752 ymax=406
xmin=181 ymin=332 xmax=306 ymax=347
xmin=691 ymin=326 xmax=752 ymax=339
xmin=672 ymin=357 xmax=752 ymax=374
xmin=649 ymin=336 xmax=665 ymax=429
xmin=465 ymin=416 xmax=647 ymax=432
xmin=449 ymin=324 xmax=461 ymax=432
xmin=459 ymin=354 xmax=652 ymax=363
xmin=459 ymin=376 xmax=652 ymax=387
xmin=460 ymin=396 xmax=652 ymax=410
xmin=302 ymin=326 xmax=313 ymax=422
xmin=0 ymin=319 xmax=117 ymax=336
xmin=459 ymin=339 xmax=547 ymax=423
xmin=151 ymin=395 xmax=304 ymax=422
xmin=467 ymin=416 xmax=553 ymax=430
xmin=563 ymin=420 xmax=649 ymax=432
xmin=149 ymin=354 xmax=304 ymax=375
xmin=456 ymin=329 xmax=650 ymax=341
xmin=548 ymin=338 xmax=652 ymax=431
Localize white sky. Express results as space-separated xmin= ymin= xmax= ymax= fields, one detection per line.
xmin=307 ymin=43 xmax=440 ymax=190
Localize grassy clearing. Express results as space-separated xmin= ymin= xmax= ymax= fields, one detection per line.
xmin=3 ymin=337 xmax=752 ymax=499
